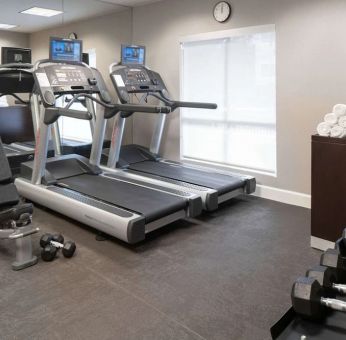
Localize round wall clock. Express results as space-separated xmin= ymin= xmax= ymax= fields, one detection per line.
xmin=68 ymin=32 xmax=78 ymax=40
xmin=213 ymin=1 xmax=232 ymax=23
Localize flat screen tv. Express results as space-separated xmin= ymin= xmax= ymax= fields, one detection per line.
xmin=49 ymin=37 xmax=82 ymax=62
xmin=1 ymin=47 xmax=32 ymax=64
xmin=121 ymin=44 xmax=145 ymax=65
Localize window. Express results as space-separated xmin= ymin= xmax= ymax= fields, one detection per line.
xmin=58 ymin=49 xmax=97 ymax=143
xmin=181 ymin=25 xmax=276 ymax=174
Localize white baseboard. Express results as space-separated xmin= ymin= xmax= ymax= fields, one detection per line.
xmin=253 ymin=184 xmax=311 ymax=209
xmin=311 ymin=236 xmax=334 ymax=251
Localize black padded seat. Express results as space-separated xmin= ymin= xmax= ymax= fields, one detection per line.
xmin=0 ymin=139 xmax=20 ymax=207
xmin=0 ymin=138 xmax=12 ymax=183
xmin=0 ymin=183 xmax=20 ymax=207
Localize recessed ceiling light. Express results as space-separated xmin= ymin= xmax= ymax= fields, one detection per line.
xmin=20 ymin=7 xmax=63 ymax=17
xmin=0 ymin=23 xmax=17 ymax=29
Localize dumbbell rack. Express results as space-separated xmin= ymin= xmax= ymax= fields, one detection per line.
xmin=271 ymin=296 xmax=346 ymax=339
xmin=311 ymin=135 xmax=346 ymax=250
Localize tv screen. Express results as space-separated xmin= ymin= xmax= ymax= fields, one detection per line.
xmin=49 ymin=37 xmax=82 ymax=62
xmin=1 ymin=47 xmax=32 ymax=64
xmin=121 ymin=45 xmax=145 ymax=65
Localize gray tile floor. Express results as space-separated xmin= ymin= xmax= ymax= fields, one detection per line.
xmin=0 ymin=196 xmax=320 ymax=340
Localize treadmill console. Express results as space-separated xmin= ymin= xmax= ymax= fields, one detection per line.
xmin=34 ymin=63 xmax=111 ymax=106
xmin=111 ymin=66 xmax=167 ymax=104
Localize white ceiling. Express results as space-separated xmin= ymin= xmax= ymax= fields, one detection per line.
xmin=0 ymin=0 xmax=162 ymax=33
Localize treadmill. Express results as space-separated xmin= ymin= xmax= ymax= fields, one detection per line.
xmin=41 ymin=37 xmax=110 ymax=158
xmin=15 ymin=59 xmax=202 ymax=244
xmin=0 ymin=62 xmax=98 ymax=174
xmin=104 ymin=45 xmax=256 ymax=211
xmin=0 ymin=63 xmax=50 ymax=174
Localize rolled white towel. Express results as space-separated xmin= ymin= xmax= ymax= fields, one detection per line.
xmin=317 ymin=122 xmax=333 ymax=136
xmin=333 ymin=104 xmax=346 ymax=117
xmin=330 ymin=125 xmax=346 ymax=138
xmin=324 ymin=113 xmax=338 ymax=125
xmin=339 ymin=116 xmax=346 ymax=128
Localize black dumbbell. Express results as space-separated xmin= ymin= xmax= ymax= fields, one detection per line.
xmin=306 ymin=265 xmax=346 ymax=295
xmin=292 ymin=276 xmax=346 ymax=320
xmin=335 ymin=228 xmax=346 ymax=257
xmin=40 ymin=233 xmax=76 ymax=261
xmin=40 ymin=233 xmax=64 ymax=248
xmin=320 ymin=248 xmax=346 ymax=283
xmin=41 ymin=245 xmax=57 ymax=262
xmin=40 ymin=234 xmax=64 ymax=262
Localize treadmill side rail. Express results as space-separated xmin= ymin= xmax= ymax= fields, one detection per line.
xmin=161 ymin=159 xmax=257 ymax=194
xmin=245 ymin=177 xmax=256 ymax=194
xmin=101 ymin=169 xmax=203 ymax=217
xmin=14 ymin=178 xmax=146 ymax=244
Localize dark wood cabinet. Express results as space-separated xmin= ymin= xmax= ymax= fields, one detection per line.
xmin=311 ymin=135 xmax=346 ymax=242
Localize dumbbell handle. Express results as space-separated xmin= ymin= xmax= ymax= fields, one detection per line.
xmin=332 ymin=283 xmax=346 ymax=294
xmin=51 ymin=240 xmax=64 ymax=249
xmin=321 ymin=297 xmax=346 ymax=312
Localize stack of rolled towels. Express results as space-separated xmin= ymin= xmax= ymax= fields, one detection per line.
xmin=317 ymin=104 xmax=346 ymax=138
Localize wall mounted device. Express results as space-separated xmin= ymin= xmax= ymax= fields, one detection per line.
xmin=1 ymin=47 xmax=32 ymax=64
xmin=49 ymin=37 xmax=82 ymax=62
xmin=213 ymin=1 xmax=232 ymax=23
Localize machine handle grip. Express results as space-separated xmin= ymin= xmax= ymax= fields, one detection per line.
xmin=150 ymin=93 xmax=217 ymax=111
xmin=70 ymin=93 xmax=170 ymax=119
xmin=116 ymin=104 xmax=171 ymax=114
xmin=171 ymin=101 xmax=217 ymax=110
xmin=44 ymin=107 xmax=92 ymax=124
xmin=105 ymin=104 xmax=170 ymax=119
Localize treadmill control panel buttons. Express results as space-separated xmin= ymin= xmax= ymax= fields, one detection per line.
xmin=111 ymin=66 xmax=167 ymax=103
xmin=88 ymin=78 xmax=97 ymax=85
xmin=42 ymin=65 xmax=99 ymax=94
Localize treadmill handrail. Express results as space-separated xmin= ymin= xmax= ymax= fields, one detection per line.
xmin=44 ymin=107 xmax=93 ymax=124
xmin=150 ymin=92 xmax=217 ymax=112
xmin=66 ymin=93 xmax=171 ymax=119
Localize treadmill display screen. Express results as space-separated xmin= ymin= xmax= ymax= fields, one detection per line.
xmin=121 ymin=45 xmax=145 ymax=65
xmin=50 ymin=37 xmax=82 ymax=62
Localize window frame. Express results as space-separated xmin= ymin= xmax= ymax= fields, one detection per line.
xmin=179 ymin=24 xmax=277 ymax=177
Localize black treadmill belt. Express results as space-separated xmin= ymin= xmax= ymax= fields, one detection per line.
xmin=129 ymin=161 xmax=245 ymax=195
xmin=58 ymin=174 xmax=187 ymax=223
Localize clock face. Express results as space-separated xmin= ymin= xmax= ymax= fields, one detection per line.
xmin=68 ymin=32 xmax=77 ymax=40
xmin=213 ymin=1 xmax=231 ymax=23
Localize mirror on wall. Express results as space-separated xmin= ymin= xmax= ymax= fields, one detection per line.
xmin=0 ymin=1 xmax=129 ymax=33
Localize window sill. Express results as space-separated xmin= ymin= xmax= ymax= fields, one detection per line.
xmin=182 ymin=157 xmax=277 ymax=178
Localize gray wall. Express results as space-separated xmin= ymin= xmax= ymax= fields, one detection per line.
xmin=29 ymin=9 xmax=133 ymax=142
xmin=0 ymin=30 xmax=29 ymax=55
xmin=28 ymin=0 xmax=346 ymax=195
xmin=132 ymin=0 xmax=346 ymax=195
